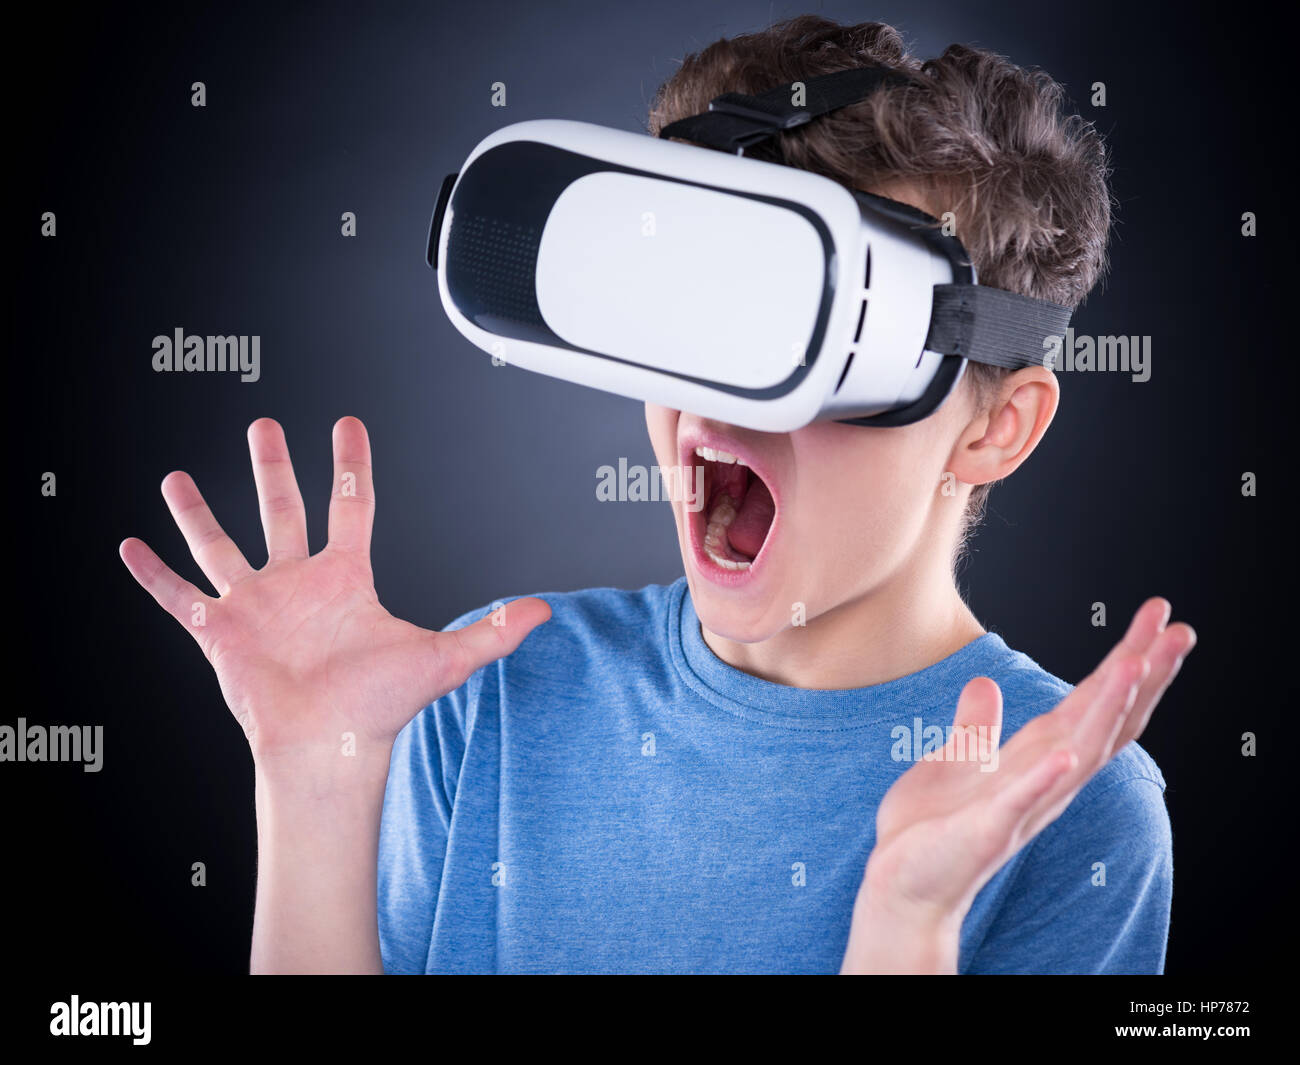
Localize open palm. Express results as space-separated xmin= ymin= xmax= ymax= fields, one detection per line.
xmin=861 ymin=598 xmax=1195 ymax=928
xmin=120 ymin=417 xmax=550 ymax=764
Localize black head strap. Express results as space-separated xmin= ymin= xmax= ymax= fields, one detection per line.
xmin=658 ymin=65 xmax=911 ymax=155
xmin=839 ymin=192 xmax=1073 ymax=427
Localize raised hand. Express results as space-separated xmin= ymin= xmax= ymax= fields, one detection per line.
xmin=842 ymin=598 xmax=1196 ymax=973
xmin=119 ymin=416 xmax=551 ymax=767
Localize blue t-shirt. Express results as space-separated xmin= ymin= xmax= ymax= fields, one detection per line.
xmin=378 ymin=579 xmax=1172 ymax=974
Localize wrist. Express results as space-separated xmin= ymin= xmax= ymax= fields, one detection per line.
xmin=252 ymin=742 xmax=393 ymax=863
xmin=841 ymin=883 xmax=964 ymax=975
xmin=252 ymin=734 xmax=395 ymax=797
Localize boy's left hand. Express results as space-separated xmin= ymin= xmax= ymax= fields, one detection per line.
xmin=841 ymin=597 xmax=1196 ymax=974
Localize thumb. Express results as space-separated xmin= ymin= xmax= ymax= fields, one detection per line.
xmin=432 ymin=596 xmax=553 ymax=694
xmin=947 ymin=676 xmax=1003 ymax=760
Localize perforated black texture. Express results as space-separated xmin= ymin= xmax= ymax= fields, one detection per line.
xmin=447 ymin=214 xmax=545 ymax=326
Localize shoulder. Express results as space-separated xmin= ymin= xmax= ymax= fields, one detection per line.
xmin=444 ymin=579 xmax=683 ymax=643
xmin=439 ymin=579 xmax=686 ymax=689
xmin=399 ymin=581 xmax=685 ymax=761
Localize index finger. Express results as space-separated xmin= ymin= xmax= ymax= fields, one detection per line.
xmin=999 ymin=653 xmax=1148 ymax=841
xmin=1055 ymin=596 xmax=1170 ymax=728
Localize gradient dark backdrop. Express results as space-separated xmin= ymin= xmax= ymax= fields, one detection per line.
xmin=11 ymin=0 xmax=1279 ymax=976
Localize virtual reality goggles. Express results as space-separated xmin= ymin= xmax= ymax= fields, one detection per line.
xmin=428 ymin=66 xmax=1071 ymax=432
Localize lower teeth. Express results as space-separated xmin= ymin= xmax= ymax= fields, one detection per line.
xmin=702 ymin=494 xmax=751 ymax=571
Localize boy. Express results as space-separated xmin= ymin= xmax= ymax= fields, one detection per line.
xmin=119 ymin=16 xmax=1195 ymax=974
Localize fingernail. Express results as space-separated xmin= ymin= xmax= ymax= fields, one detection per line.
xmin=1152 ymin=598 xmax=1172 ymax=628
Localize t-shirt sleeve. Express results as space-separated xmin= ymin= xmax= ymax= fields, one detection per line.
xmin=961 ymin=774 xmax=1174 ymax=975
xmin=376 ymin=611 xmax=484 ymax=974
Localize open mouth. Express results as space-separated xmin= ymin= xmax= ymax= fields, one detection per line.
xmin=690 ymin=445 xmax=777 ymax=573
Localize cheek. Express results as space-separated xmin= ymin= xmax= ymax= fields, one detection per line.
xmin=796 ymin=428 xmax=941 ymax=560
xmin=644 ymin=404 xmax=678 ymax=468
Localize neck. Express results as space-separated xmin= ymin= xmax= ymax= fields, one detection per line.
xmin=701 ymin=554 xmax=984 ymax=691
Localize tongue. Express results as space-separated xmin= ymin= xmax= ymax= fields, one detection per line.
xmin=727 ymin=475 xmax=775 ymax=560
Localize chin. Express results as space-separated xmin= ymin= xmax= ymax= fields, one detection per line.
xmin=683 ymin=570 xmax=796 ymax=645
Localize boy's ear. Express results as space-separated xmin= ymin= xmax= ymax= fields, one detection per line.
xmin=947 ymin=367 xmax=1059 ymax=490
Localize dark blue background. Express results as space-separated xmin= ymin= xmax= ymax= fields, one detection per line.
xmin=12 ymin=0 xmax=1277 ymax=974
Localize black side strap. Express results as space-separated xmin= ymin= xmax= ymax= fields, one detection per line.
xmin=925 ymin=286 xmax=1072 ymax=370
xmin=855 ymin=189 xmax=1072 ymax=372
xmin=658 ymin=66 xmax=910 ymax=154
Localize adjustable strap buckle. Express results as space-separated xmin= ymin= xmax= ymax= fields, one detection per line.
xmin=706 ymin=92 xmax=813 ymax=149
xmin=658 ymin=66 xmax=910 ymax=156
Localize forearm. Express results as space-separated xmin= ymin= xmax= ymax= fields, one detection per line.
xmin=840 ymin=887 xmax=963 ymax=975
xmin=250 ymin=747 xmax=393 ymax=974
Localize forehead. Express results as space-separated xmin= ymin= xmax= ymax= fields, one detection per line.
xmin=858 ymin=178 xmax=938 ymax=217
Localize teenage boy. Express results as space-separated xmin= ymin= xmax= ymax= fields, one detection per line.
xmin=120 ymin=16 xmax=1195 ymax=974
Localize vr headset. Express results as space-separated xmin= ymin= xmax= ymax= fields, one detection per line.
xmin=427 ymin=66 xmax=1070 ymax=432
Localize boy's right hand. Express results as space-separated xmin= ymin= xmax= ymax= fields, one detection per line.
xmin=120 ymin=416 xmax=551 ymax=773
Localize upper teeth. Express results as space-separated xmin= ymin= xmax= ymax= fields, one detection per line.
xmin=694 ymin=445 xmax=746 ymax=466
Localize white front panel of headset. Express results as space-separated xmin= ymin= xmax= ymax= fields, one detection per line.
xmin=535 ymin=172 xmax=824 ymax=390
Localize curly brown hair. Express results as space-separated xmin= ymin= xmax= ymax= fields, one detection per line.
xmin=648 ymin=15 xmax=1113 ymax=531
